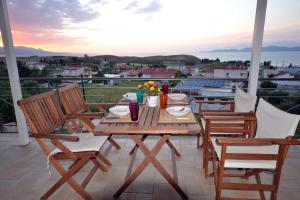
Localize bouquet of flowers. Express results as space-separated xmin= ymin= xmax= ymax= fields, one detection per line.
xmin=139 ymin=81 xmax=161 ymax=96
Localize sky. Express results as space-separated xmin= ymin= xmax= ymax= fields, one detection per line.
xmin=1 ymin=0 xmax=300 ymax=55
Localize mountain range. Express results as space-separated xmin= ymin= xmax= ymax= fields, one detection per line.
xmin=0 ymin=46 xmax=73 ymax=56
xmin=207 ymin=46 xmax=300 ymax=52
xmin=1 ymin=45 xmax=300 ymax=57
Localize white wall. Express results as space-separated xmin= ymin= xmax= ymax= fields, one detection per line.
xmin=64 ymin=67 xmax=84 ymax=76
xmin=214 ymin=69 xmax=248 ymax=79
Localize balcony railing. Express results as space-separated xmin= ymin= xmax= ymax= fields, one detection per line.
xmin=1 ymin=77 xmax=300 ymax=135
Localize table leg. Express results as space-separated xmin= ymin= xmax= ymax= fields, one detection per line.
xmin=129 ymin=134 xmax=148 ymax=155
xmin=114 ymin=135 xmax=188 ymax=200
xmin=159 ymin=134 xmax=181 ymax=157
xmin=166 ymin=138 xmax=181 ymax=157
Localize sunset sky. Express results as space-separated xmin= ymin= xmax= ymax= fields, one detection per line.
xmin=2 ymin=0 xmax=300 ymax=55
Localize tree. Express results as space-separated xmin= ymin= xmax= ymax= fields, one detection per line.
xmin=71 ymin=56 xmax=79 ymax=64
xmin=17 ymin=61 xmax=31 ymax=77
xmin=22 ymin=80 xmax=40 ymax=96
xmin=260 ymin=80 xmax=277 ymax=89
xmin=84 ymin=54 xmax=89 ymax=63
xmin=40 ymin=67 xmax=49 ymax=77
xmin=175 ymin=70 xmax=189 ymax=78
xmin=30 ymin=68 xmax=41 ymax=77
xmin=263 ymin=60 xmax=271 ymax=66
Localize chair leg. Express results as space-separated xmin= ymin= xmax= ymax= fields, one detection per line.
xmin=254 ymin=171 xmax=266 ymax=200
xmin=97 ymin=152 xmax=112 ymax=166
xmin=81 ymin=165 xmax=98 ymax=189
xmin=92 ymin=158 xmax=108 ymax=172
xmin=45 ymin=157 xmax=92 ymax=200
xmin=197 ymin=132 xmax=200 ymax=149
xmin=203 ymin=139 xmax=209 ymax=177
xmin=270 ymin=145 xmax=288 ymax=200
xmin=108 ymin=135 xmax=121 ymax=149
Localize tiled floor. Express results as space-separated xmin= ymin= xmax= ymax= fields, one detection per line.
xmin=1 ymin=134 xmax=300 ymax=200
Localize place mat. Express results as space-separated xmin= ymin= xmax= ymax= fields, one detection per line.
xmin=102 ymin=107 xmax=143 ymax=123
xmin=167 ymin=96 xmax=189 ymax=105
xmin=118 ymin=96 xmax=147 ymax=105
xmin=159 ymin=107 xmax=197 ymax=124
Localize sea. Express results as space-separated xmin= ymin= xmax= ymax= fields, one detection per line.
xmin=193 ymin=51 xmax=300 ymax=66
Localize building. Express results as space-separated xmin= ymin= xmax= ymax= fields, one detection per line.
xmin=213 ymin=66 xmax=248 ymax=79
xmin=200 ymin=68 xmax=214 ymax=78
xmin=120 ymin=69 xmax=140 ymax=77
xmin=104 ymin=74 xmax=121 ymax=85
xmin=139 ymin=68 xmax=176 ymax=78
xmin=112 ymin=64 xmax=132 ymax=73
xmin=63 ymin=66 xmax=85 ymax=77
xmin=25 ymin=62 xmax=46 ymax=70
xmin=269 ymin=71 xmax=300 ymax=87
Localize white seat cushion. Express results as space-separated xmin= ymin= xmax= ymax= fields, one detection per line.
xmin=211 ymin=137 xmax=278 ymax=169
xmin=92 ymin=119 xmax=102 ymax=127
xmin=50 ymin=133 xmax=108 ymax=155
xmin=201 ymin=118 xmax=244 ymax=135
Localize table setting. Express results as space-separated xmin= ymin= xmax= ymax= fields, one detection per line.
xmin=93 ymin=81 xmax=201 ymax=199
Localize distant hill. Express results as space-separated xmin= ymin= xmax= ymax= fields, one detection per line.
xmin=0 ymin=46 xmax=73 ymax=56
xmin=93 ymin=54 xmax=202 ymax=63
xmin=206 ymin=46 xmax=300 ymax=52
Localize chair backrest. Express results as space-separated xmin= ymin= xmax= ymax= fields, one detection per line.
xmin=17 ymin=91 xmax=66 ymax=134
xmin=234 ymin=88 xmax=257 ymax=112
xmin=255 ymin=98 xmax=300 ymax=138
xmin=58 ymin=84 xmax=88 ymax=114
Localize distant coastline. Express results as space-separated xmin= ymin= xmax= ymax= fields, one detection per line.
xmin=203 ymin=46 xmax=300 ymax=53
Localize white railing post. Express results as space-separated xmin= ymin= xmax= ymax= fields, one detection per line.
xmin=248 ymin=0 xmax=268 ymax=96
xmin=0 ymin=0 xmax=29 ymax=145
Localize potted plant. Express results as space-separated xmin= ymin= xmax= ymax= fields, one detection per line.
xmin=142 ymin=81 xmax=161 ymax=107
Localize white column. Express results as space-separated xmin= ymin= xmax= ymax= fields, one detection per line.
xmin=248 ymin=0 xmax=268 ymax=96
xmin=0 ymin=0 xmax=29 ymax=145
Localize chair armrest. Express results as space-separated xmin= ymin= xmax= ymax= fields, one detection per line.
xmin=201 ymin=112 xmax=254 ymax=117
xmin=203 ymin=115 xmax=256 ymax=121
xmin=66 ymin=112 xmax=104 ymax=119
xmin=198 ymin=100 xmax=235 ymax=113
xmin=196 ymin=100 xmax=235 ymax=105
xmin=216 ymin=138 xmax=300 ymax=146
xmin=30 ymin=133 xmax=79 ymax=142
xmin=87 ymin=103 xmax=116 ymax=107
xmin=216 ymin=138 xmax=273 ymax=146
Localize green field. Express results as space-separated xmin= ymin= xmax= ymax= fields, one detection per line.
xmin=84 ymin=81 xmax=144 ymax=103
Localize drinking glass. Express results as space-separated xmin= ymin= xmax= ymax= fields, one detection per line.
xmin=129 ymin=102 xmax=139 ymax=122
xmin=160 ymin=93 xmax=168 ymax=109
xmin=162 ymin=84 xmax=169 ymax=94
xmin=136 ymin=89 xmax=144 ymax=104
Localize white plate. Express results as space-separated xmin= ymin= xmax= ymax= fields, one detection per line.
xmin=109 ymin=106 xmax=130 ymax=116
xmin=168 ymin=93 xmax=186 ymax=101
xmin=166 ymin=106 xmax=191 ymax=117
xmin=123 ymin=93 xmax=137 ymax=101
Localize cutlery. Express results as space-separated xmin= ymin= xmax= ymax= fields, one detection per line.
xmin=120 ymin=99 xmax=131 ymax=102
xmin=105 ymin=116 xmax=121 ymax=120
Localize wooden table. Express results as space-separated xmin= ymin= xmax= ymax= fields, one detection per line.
xmin=94 ymin=106 xmax=200 ymax=199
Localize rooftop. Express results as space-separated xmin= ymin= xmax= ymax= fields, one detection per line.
xmin=1 ymin=134 xmax=300 ymax=200
xmin=139 ymin=68 xmax=176 ymax=78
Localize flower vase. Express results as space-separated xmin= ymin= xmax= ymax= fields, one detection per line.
xmin=147 ymin=96 xmax=158 ymax=107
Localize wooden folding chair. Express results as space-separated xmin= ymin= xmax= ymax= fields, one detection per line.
xmin=211 ymin=98 xmax=300 ymax=200
xmin=58 ymin=84 xmax=121 ymax=150
xmin=197 ymin=88 xmax=257 ymax=148
xmin=18 ymin=91 xmax=111 ymax=200
xmin=198 ymin=88 xmax=257 ymax=177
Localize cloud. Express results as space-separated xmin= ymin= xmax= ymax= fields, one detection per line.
xmin=6 ymin=0 xmax=100 ymax=49
xmin=135 ymin=1 xmax=161 ymax=14
xmin=123 ymin=1 xmax=138 ymax=11
xmin=8 ymin=0 xmax=99 ymax=32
